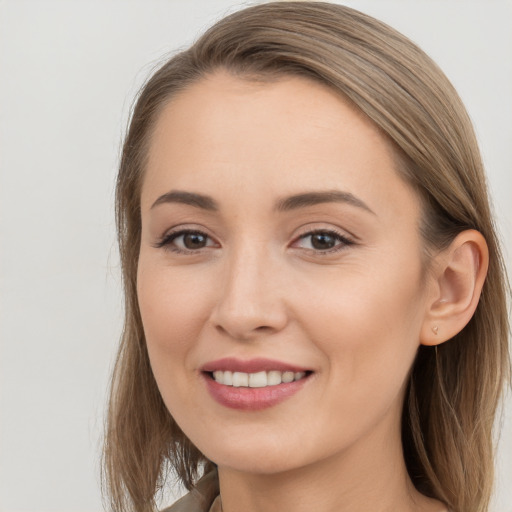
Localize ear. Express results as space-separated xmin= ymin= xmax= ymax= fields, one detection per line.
xmin=420 ymin=229 xmax=489 ymax=346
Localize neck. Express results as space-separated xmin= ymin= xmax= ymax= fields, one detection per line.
xmin=216 ymin=409 xmax=446 ymax=512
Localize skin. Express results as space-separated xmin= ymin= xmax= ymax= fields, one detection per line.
xmin=137 ymin=72 xmax=450 ymax=512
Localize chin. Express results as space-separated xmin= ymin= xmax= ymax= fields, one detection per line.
xmin=211 ymin=453 xmax=304 ymax=476
xmin=194 ymin=429 xmax=333 ymax=477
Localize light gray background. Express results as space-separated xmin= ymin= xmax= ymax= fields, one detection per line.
xmin=0 ymin=1 xmax=511 ymax=511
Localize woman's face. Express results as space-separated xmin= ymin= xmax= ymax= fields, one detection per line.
xmin=137 ymin=72 xmax=435 ymax=475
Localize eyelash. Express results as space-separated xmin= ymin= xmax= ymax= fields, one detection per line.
xmin=154 ymin=230 xmax=216 ymax=254
xmin=293 ymin=228 xmax=355 ymax=254
xmin=154 ymin=228 xmax=355 ymax=255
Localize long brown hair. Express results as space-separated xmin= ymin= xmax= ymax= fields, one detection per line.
xmin=103 ymin=3 xmax=510 ymax=511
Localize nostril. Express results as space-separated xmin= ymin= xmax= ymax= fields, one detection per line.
xmin=210 ymin=298 xmax=288 ymax=340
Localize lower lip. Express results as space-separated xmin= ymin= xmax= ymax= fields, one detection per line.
xmin=202 ymin=373 xmax=310 ymax=411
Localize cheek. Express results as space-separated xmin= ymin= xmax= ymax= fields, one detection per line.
xmin=137 ymin=261 xmax=209 ymax=369
xmin=136 ymin=261 xmax=214 ymax=423
xmin=295 ymin=259 xmax=425 ymax=401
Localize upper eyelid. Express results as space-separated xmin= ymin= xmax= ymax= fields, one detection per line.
xmin=159 ymin=224 xmax=215 ymax=240
xmin=293 ymin=224 xmax=356 ymax=242
xmin=155 ymin=228 xmax=216 ymax=248
xmin=291 ymin=229 xmax=354 ymax=248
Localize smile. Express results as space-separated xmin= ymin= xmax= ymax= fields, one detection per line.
xmin=211 ymin=370 xmax=307 ymax=387
xmin=200 ymin=358 xmax=313 ymax=410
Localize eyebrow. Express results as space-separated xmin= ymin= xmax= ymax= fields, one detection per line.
xmin=151 ymin=190 xmax=219 ymax=211
xmin=151 ymin=189 xmax=375 ymax=215
xmin=275 ymin=190 xmax=375 ymax=215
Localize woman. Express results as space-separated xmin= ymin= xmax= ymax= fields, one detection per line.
xmin=103 ymin=3 xmax=510 ymax=512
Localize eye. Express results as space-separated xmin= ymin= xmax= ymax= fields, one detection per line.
xmin=155 ymin=229 xmax=218 ymax=254
xmin=293 ymin=229 xmax=354 ymax=253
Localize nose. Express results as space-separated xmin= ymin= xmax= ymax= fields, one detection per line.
xmin=209 ymin=246 xmax=289 ymax=341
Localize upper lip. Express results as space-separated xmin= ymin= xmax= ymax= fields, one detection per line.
xmin=200 ymin=357 xmax=311 ymax=374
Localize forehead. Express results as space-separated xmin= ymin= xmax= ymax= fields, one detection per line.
xmin=141 ymin=71 xmax=420 ymax=222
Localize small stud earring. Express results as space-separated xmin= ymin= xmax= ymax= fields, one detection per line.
xmin=432 ymin=325 xmax=439 ymax=335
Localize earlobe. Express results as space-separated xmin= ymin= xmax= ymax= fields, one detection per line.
xmin=420 ymin=230 xmax=489 ymax=346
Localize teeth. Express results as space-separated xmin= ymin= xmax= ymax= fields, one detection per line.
xmin=282 ymin=371 xmax=294 ymax=383
xmin=249 ymin=371 xmax=267 ymax=388
xmin=232 ymin=372 xmax=249 ymax=387
xmin=211 ymin=370 xmax=308 ymax=387
xmin=267 ymin=370 xmax=282 ymax=386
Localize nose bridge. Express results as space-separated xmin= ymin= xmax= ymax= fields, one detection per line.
xmin=211 ymin=238 xmax=287 ymax=339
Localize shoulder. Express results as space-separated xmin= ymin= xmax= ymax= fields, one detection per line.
xmin=161 ymin=470 xmax=219 ymax=512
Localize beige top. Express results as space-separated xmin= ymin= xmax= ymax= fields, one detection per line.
xmin=162 ymin=469 xmax=450 ymax=512
xmin=161 ymin=470 xmax=221 ymax=512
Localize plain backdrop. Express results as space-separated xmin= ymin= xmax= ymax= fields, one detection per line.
xmin=0 ymin=1 xmax=511 ymax=511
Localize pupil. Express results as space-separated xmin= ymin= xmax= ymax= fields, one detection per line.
xmin=184 ymin=233 xmax=206 ymax=249
xmin=312 ymin=233 xmax=335 ymax=250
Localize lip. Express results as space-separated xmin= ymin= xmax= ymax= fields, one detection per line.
xmin=200 ymin=358 xmax=312 ymax=411
xmin=200 ymin=357 xmax=310 ymax=373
